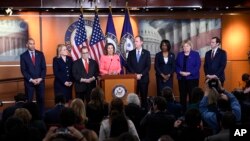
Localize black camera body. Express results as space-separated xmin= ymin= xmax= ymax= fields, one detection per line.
xmin=208 ymin=79 xmax=224 ymax=93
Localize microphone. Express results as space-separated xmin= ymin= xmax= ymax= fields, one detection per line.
xmin=108 ymin=58 xmax=113 ymax=74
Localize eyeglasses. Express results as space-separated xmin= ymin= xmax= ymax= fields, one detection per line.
xmin=82 ymin=52 xmax=89 ymax=54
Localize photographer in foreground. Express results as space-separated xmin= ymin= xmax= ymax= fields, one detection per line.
xmin=199 ymin=78 xmax=241 ymax=134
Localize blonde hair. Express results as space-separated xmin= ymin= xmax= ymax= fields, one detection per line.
xmin=208 ymin=88 xmax=220 ymax=105
xmin=13 ymin=108 xmax=32 ymax=125
xmin=70 ymin=98 xmax=88 ymax=123
xmin=56 ymin=44 xmax=66 ymax=58
xmin=182 ymin=40 xmax=193 ymax=49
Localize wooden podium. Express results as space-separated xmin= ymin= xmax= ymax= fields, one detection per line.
xmin=100 ymin=74 xmax=137 ymax=103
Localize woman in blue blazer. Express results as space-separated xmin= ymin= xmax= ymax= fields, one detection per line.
xmin=176 ymin=40 xmax=201 ymax=111
xmin=53 ymin=44 xmax=73 ymax=102
xmin=154 ymin=39 xmax=175 ymax=96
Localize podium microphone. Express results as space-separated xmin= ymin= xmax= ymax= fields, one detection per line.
xmin=108 ymin=58 xmax=113 ymax=74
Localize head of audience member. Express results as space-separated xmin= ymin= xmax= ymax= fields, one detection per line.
xmin=160 ymin=40 xmax=171 ymax=53
xmin=59 ymin=107 xmax=77 ymax=127
xmin=117 ymin=132 xmax=139 ymax=141
xmin=109 ymin=98 xmax=125 ymax=118
xmin=126 ymin=93 xmax=141 ymax=107
xmin=185 ymin=108 xmax=202 ymax=128
xmin=242 ymin=73 xmax=250 ymax=88
xmin=70 ymin=98 xmax=88 ymax=123
xmin=26 ymin=38 xmax=35 ymax=51
xmin=13 ymin=108 xmax=32 ymax=125
xmin=14 ymin=93 xmax=27 ymax=103
xmin=182 ymin=39 xmax=193 ymax=55
xmin=104 ymin=43 xmax=116 ymax=56
xmin=158 ymin=135 xmax=174 ymax=141
xmin=54 ymin=94 xmax=66 ymax=105
xmin=221 ymin=111 xmax=236 ymax=129
xmin=152 ymin=96 xmax=167 ymax=112
xmin=4 ymin=117 xmax=30 ymax=141
xmin=110 ymin=114 xmax=129 ymax=138
xmin=161 ymin=87 xmax=174 ymax=102
xmin=56 ymin=44 xmax=68 ymax=58
xmin=81 ymin=47 xmax=89 ymax=60
xmin=89 ymin=87 xmax=105 ymax=106
xmin=81 ymin=129 xmax=98 ymax=141
xmin=134 ymin=36 xmax=144 ymax=50
xmin=23 ymin=102 xmax=40 ymax=120
xmin=210 ymin=36 xmax=221 ymax=49
xmin=190 ymin=87 xmax=204 ymax=104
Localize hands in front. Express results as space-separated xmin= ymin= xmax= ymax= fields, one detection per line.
xmin=161 ymin=73 xmax=170 ymax=82
xmin=31 ymin=78 xmax=43 ymax=85
xmin=64 ymin=81 xmax=73 ymax=87
xmin=180 ymin=71 xmax=191 ymax=77
xmin=43 ymin=126 xmax=85 ymax=141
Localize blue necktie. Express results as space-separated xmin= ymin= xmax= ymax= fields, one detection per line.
xmin=136 ymin=50 xmax=140 ymax=62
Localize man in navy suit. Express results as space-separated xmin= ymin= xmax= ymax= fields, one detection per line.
xmin=127 ymin=36 xmax=151 ymax=109
xmin=72 ymin=47 xmax=99 ymax=103
xmin=204 ymin=37 xmax=227 ymax=85
xmin=20 ymin=38 xmax=46 ymax=116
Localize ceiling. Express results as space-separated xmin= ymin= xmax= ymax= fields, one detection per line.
xmin=0 ymin=0 xmax=249 ymax=13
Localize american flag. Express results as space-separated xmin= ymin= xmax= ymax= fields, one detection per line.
xmin=72 ymin=14 xmax=90 ymax=61
xmin=89 ymin=12 xmax=105 ymax=64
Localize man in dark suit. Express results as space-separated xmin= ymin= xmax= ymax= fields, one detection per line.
xmin=20 ymin=38 xmax=46 ymax=116
xmin=204 ymin=37 xmax=227 ymax=85
xmin=127 ymin=35 xmax=151 ymax=109
xmin=72 ymin=47 xmax=99 ymax=102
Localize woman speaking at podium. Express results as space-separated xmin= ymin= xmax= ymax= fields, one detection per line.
xmin=99 ymin=43 xmax=121 ymax=75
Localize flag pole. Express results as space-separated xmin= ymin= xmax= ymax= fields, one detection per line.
xmin=80 ymin=5 xmax=83 ymax=15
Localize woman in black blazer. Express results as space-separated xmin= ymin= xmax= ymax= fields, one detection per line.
xmin=154 ymin=40 xmax=175 ymax=96
xmin=53 ymin=44 xmax=73 ymax=102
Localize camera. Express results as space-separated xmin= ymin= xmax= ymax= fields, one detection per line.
xmin=56 ymin=128 xmax=70 ymax=135
xmin=208 ymin=78 xmax=224 ymax=93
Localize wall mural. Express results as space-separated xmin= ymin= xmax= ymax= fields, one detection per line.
xmin=0 ymin=19 xmax=28 ymax=62
xmin=139 ymin=18 xmax=221 ymax=59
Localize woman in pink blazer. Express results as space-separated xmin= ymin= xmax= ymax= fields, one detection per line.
xmin=99 ymin=43 xmax=121 ymax=75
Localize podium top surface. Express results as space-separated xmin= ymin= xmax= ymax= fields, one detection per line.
xmin=100 ymin=74 xmax=137 ymax=80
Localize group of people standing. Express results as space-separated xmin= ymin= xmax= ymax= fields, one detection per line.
xmin=20 ymin=36 xmax=227 ymax=115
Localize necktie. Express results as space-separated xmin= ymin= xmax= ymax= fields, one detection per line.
xmin=211 ymin=50 xmax=215 ymax=59
xmin=136 ymin=50 xmax=140 ymax=62
xmin=31 ymin=52 xmax=35 ymax=65
xmin=85 ymin=59 xmax=89 ymax=73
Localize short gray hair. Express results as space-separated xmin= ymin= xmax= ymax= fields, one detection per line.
xmin=126 ymin=93 xmax=141 ymax=106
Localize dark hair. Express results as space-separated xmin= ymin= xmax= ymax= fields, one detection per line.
xmin=185 ymin=108 xmax=201 ymax=127
xmin=135 ymin=35 xmax=143 ymax=42
xmin=212 ymin=36 xmax=221 ymax=44
xmin=161 ymin=87 xmax=174 ymax=102
xmin=59 ymin=108 xmax=77 ymax=127
xmin=191 ymin=87 xmax=204 ymax=103
xmin=153 ymin=96 xmax=167 ymax=111
xmin=110 ymin=114 xmax=129 ymax=138
xmin=160 ymin=40 xmax=171 ymax=51
xmin=81 ymin=46 xmax=88 ymax=52
xmin=54 ymin=94 xmax=66 ymax=104
xmin=242 ymin=73 xmax=250 ymax=82
xmin=221 ymin=111 xmax=236 ymax=129
xmin=104 ymin=43 xmax=115 ymax=55
xmin=14 ymin=93 xmax=27 ymax=102
xmin=89 ymin=87 xmax=105 ymax=108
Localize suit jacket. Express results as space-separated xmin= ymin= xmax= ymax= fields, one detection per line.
xmin=127 ymin=49 xmax=151 ymax=83
xmin=53 ymin=56 xmax=73 ymax=95
xmin=99 ymin=54 xmax=121 ymax=75
xmin=72 ymin=58 xmax=99 ymax=93
xmin=20 ymin=50 xmax=46 ymax=85
xmin=154 ymin=51 xmax=175 ymax=76
xmin=204 ymin=48 xmax=227 ymax=82
xmin=176 ymin=50 xmax=201 ymax=80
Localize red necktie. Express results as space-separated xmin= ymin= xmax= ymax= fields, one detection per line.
xmin=85 ymin=59 xmax=89 ymax=73
xmin=31 ymin=52 xmax=35 ymax=65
